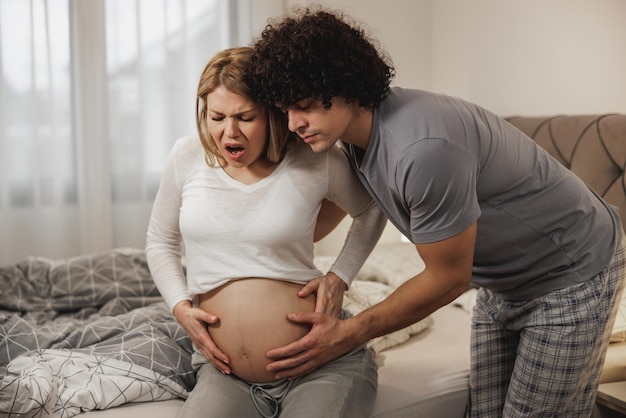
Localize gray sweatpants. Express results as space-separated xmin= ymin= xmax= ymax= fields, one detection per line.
xmin=179 ymin=344 xmax=378 ymax=418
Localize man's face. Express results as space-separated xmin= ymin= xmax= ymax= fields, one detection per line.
xmin=283 ymin=97 xmax=357 ymax=153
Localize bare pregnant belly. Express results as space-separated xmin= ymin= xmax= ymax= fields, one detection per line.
xmin=198 ymin=278 xmax=315 ymax=383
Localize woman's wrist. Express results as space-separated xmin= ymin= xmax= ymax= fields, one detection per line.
xmin=172 ymin=299 xmax=193 ymax=319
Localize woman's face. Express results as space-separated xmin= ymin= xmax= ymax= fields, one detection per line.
xmin=206 ymin=86 xmax=268 ymax=169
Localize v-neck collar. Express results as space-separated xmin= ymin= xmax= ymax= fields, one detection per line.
xmin=214 ymin=153 xmax=291 ymax=190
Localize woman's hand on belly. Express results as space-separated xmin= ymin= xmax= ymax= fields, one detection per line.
xmin=172 ymin=300 xmax=232 ymax=375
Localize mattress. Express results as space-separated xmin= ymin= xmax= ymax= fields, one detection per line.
xmin=81 ymin=304 xmax=472 ymax=418
xmin=370 ymin=302 xmax=470 ymax=417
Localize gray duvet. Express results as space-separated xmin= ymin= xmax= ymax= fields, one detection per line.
xmin=0 ymin=249 xmax=194 ymax=417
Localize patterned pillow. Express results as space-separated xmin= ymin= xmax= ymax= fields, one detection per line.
xmin=0 ymin=248 xmax=160 ymax=312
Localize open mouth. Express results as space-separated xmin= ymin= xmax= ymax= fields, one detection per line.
xmin=225 ymin=145 xmax=244 ymax=155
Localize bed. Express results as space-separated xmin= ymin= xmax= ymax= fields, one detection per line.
xmin=0 ymin=241 xmax=472 ymax=418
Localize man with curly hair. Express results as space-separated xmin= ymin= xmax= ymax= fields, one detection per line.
xmin=247 ymin=7 xmax=625 ymax=418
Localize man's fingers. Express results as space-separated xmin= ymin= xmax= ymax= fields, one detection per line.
xmin=286 ymin=311 xmax=319 ymax=325
xmin=272 ymin=359 xmax=319 ymax=380
xmin=266 ymin=348 xmax=319 ymax=379
xmin=298 ymin=279 xmax=319 ymax=297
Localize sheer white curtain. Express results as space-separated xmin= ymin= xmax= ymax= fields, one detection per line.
xmin=0 ymin=0 xmax=279 ymax=265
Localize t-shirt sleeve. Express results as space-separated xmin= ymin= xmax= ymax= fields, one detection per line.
xmin=397 ymin=138 xmax=481 ymax=243
xmin=145 ymin=140 xmax=191 ymax=312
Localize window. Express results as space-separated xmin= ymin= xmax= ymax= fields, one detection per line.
xmin=0 ymin=0 xmax=259 ymax=264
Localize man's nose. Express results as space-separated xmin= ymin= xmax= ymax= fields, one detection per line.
xmin=287 ymin=110 xmax=306 ymax=132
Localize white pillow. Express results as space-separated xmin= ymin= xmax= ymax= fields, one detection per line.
xmin=315 ymin=242 xmax=432 ymax=352
xmin=314 ymin=255 xmax=388 ymax=283
xmin=343 ymin=280 xmax=433 ymax=352
xmin=316 ymin=242 xmax=425 ymax=286
xmin=357 ymin=242 xmax=425 ymax=288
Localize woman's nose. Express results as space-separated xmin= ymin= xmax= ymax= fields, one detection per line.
xmin=225 ymin=118 xmax=240 ymax=137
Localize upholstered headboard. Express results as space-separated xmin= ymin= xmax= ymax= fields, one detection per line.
xmin=506 ymin=114 xmax=626 ymax=232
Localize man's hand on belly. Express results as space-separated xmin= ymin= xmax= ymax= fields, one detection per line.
xmin=298 ymin=272 xmax=347 ymax=318
xmin=265 ymin=311 xmax=354 ymax=380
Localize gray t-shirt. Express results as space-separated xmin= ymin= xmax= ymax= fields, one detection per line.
xmin=345 ymin=87 xmax=622 ymax=301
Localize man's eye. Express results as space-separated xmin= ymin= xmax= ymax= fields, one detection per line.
xmin=296 ymin=101 xmax=312 ymax=110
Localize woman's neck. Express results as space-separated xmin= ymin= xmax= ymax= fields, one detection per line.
xmin=219 ymin=157 xmax=278 ymax=185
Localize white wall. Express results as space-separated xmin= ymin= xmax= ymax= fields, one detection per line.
xmin=284 ymin=0 xmax=626 ymax=116
xmin=430 ymin=0 xmax=626 ymax=116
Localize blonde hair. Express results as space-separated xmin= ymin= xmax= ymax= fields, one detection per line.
xmin=195 ymin=47 xmax=291 ymax=165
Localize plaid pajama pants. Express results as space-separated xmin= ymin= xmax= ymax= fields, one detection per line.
xmin=469 ymin=236 xmax=626 ymax=418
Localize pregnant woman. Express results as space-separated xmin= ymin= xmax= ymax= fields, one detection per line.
xmin=146 ymin=47 xmax=385 ymax=418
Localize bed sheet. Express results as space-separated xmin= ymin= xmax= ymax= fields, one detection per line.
xmin=370 ymin=302 xmax=470 ymax=417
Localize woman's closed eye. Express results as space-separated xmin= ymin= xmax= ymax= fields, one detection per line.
xmin=210 ymin=114 xmax=255 ymax=122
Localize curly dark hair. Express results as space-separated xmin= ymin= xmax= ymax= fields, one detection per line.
xmin=248 ymin=7 xmax=395 ymax=109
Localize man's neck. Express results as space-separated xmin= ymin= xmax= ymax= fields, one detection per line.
xmin=341 ymin=106 xmax=373 ymax=151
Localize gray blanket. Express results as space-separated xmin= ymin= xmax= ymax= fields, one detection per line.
xmin=0 ymin=249 xmax=194 ymax=417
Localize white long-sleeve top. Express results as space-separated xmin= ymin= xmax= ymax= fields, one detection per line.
xmin=146 ymin=135 xmax=386 ymax=311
